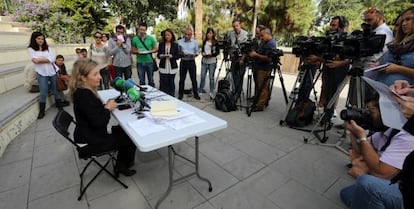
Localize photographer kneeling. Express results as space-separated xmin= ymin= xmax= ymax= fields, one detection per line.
xmin=242 ymin=27 xmax=276 ymax=112
xmin=340 ymin=93 xmax=414 ymax=208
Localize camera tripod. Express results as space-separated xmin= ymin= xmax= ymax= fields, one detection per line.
xmin=303 ymin=58 xmax=365 ymax=154
xmin=214 ymin=56 xmax=233 ymax=93
xmin=246 ymin=59 xmax=288 ymax=116
xmin=279 ymin=59 xmax=322 ymax=127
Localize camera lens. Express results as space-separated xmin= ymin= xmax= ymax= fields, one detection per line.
xmin=340 ymin=109 xmax=362 ymax=121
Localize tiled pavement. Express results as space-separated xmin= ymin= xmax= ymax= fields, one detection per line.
xmin=0 ymin=73 xmax=353 ymax=209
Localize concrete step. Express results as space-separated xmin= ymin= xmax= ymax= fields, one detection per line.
xmin=0 ymin=16 xmax=13 ymax=22
xmin=10 ymin=27 xmax=32 ymax=33
xmin=0 ymin=86 xmax=57 ymax=157
xmin=0 ymin=31 xmax=32 ymax=47
xmin=0 ymin=44 xmax=85 ymax=66
xmin=0 ymin=16 xmax=32 ymax=33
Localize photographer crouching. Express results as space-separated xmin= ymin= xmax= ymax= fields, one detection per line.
xmin=339 ymin=93 xmax=414 ymax=208
xmin=242 ymin=27 xmax=276 ymax=112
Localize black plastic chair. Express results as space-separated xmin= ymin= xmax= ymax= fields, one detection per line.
xmin=52 ymin=110 xmax=128 ymax=200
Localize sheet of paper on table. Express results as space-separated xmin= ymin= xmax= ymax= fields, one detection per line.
xmin=128 ymin=117 xmax=166 ymax=137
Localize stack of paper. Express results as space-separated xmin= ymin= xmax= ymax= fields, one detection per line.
xmin=150 ymin=100 xmax=179 ymax=118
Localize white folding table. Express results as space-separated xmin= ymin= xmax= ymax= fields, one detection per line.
xmin=98 ymin=88 xmax=227 ymax=209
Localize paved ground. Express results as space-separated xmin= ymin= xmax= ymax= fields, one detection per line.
xmin=0 ymin=66 xmax=354 ymax=209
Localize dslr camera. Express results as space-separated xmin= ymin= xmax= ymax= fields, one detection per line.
xmin=340 ymin=108 xmax=371 ymax=128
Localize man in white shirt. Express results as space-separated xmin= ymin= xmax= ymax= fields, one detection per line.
xmin=362 ymin=8 xmax=394 ymax=66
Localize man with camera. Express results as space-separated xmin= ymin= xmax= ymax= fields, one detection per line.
xmin=362 ymin=8 xmax=393 ymax=67
xmin=339 ymin=93 xmax=414 ymax=208
xmin=229 ymin=19 xmax=249 ymax=100
xmin=242 ymin=27 xmax=276 ymax=112
xmin=320 ymin=16 xmax=351 ymax=120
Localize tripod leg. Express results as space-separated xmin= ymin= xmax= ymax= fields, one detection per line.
xmin=280 ymin=61 xmax=308 ymax=125
xmin=304 ymin=74 xmax=350 ymax=143
xmin=275 ymin=65 xmax=288 ymax=104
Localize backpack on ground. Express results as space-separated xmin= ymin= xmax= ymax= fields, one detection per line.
xmin=285 ymin=98 xmax=316 ymax=127
xmin=215 ymin=79 xmax=236 ymax=112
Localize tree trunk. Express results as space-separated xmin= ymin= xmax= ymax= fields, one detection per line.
xmin=195 ymin=0 xmax=203 ymax=43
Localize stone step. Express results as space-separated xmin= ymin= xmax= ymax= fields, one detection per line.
xmin=0 ymin=20 xmax=31 ymax=33
xmin=0 ymin=44 xmax=84 ymax=66
xmin=0 ymin=31 xmax=32 ymax=47
xmin=0 ymin=86 xmax=57 ymax=157
xmin=0 ymin=16 xmax=13 ymax=22
xmin=10 ymin=27 xmax=32 ymax=33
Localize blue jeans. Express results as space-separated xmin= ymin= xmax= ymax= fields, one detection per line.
xmin=137 ymin=62 xmax=155 ymax=87
xmin=340 ymin=175 xmax=402 ymax=209
xmin=199 ymin=62 xmax=217 ymax=93
xmin=37 ymin=73 xmax=61 ymax=103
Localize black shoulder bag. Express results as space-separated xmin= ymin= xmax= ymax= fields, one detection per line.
xmin=138 ymin=37 xmax=158 ymax=72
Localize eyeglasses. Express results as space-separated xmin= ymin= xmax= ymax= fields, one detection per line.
xmin=95 ymin=36 xmax=102 ymax=39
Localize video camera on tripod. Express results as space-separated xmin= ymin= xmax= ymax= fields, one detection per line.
xmin=270 ymin=48 xmax=284 ymax=68
xmin=217 ymin=33 xmax=231 ymax=61
xmin=292 ymin=23 xmax=386 ymax=60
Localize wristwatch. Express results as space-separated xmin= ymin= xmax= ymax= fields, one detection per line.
xmin=356 ymin=137 xmax=367 ymax=144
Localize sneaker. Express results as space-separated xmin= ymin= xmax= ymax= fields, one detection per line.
xmin=209 ymin=93 xmax=214 ymax=100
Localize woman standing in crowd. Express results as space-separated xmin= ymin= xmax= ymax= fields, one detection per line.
xmin=101 ymin=33 xmax=109 ymax=47
xmin=89 ymin=32 xmax=111 ymax=89
xmin=54 ymin=54 xmax=70 ymax=106
xmin=199 ymin=27 xmax=219 ymax=99
xmin=376 ymin=7 xmax=414 ymax=86
xmin=28 ymin=31 xmax=66 ymax=119
xmin=157 ymin=29 xmax=180 ymax=96
xmin=69 ymin=59 xmax=137 ymax=176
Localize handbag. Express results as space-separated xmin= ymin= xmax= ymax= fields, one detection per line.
xmin=56 ymin=74 xmax=69 ymax=91
xmin=52 ymin=63 xmax=69 ymax=91
xmin=138 ymin=37 xmax=158 ymax=72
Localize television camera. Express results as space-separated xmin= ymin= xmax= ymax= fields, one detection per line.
xmin=292 ymin=23 xmax=386 ymax=60
xmin=217 ymin=33 xmax=260 ymax=61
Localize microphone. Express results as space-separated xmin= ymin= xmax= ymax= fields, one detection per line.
xmin=115 ymin=78 xmax=135 ymax=91
xmin=126 ymin=88 xmax=151 ymax=109
xmin=112 ymin=77 xmax=124 ymax=92
xmin=126 ymin=78 xmax=147 ymax=91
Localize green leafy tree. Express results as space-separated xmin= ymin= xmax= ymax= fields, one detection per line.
xmin=105 ymin=0 xmax=176 ymax=30
xmin=11 ymin=0 xmax=111 ymax=43
xmin=56 ymin=0 xmax=111 ymax=43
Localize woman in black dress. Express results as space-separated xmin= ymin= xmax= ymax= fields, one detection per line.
xmin=69 ymin=59 xmax=136 ymax=176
